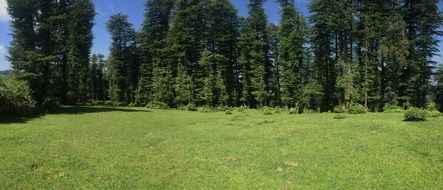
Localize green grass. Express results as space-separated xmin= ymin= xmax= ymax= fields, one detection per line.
xmin=1 ymin=106 xmax=442 ymax=189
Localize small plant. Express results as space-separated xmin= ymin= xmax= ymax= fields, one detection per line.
xmin=216 ymin=106 xmax=229 ymax=112
xmin=185 ymin=103 xmax=198 ymax=112
xmin=146 ymin=101 xmax=169 ymax=109
xmin=236 ymin=105 xmax=248 ymax=112
xmin=404 ymin=107 xmax=428 ymax=121
xmin=348 ymin=104 xmax=367 ymax=114
xmin=225 ymin=110 xmax=233 ymax=115
xmin=333 ymin=105 xmax=346 ymax=113
xmin=273 ymin=107 xmax=282 ymax=114
xmin=333 ymin=114 xmax=347 ymax=119
xmin=263 ymin=109 xmax=273 ymax=115
xmin=198 ymin=106 xmax=214 ymax=113
xmin=427 ymin=110 xmax=441 ymax=118
xmin=289 ymin=108 xmax=298 ymax=115
xmin=303 ymin=109 xmax=317 ymax=114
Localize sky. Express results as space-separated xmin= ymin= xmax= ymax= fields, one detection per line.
xmin=0 ymin=0 xmax=441 ymax=71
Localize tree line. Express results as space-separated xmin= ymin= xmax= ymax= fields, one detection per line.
xmin=6 ymin=0 xmax=443 ymax=112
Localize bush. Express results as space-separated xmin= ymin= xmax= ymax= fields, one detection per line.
xmin=225 ymin=110 xmax=233 ymax=115
xmin=262 ymin=109 xmax=273 ymax=115
xmin=289 ymin=108 xmax=298 ymax=115
xmin=146 ymin=101 xmax=169 ymax=109
xmin=235 ymin=105 xmax=248 ymax=112
xmin=0 ymin=76 xmax=36 ymax=115
xmin=303 ymin=109 xmax=318 ymax=114
xmin=427 ymin=110 xmax=441 ymax=118
xmin=348 ymin=104 xmax=367 ymax=114
xmin=383 ymin=105 xmax=405 ymax=113
xmin=198 ymin=106 xmax=215 ymax=113
xmin=404 ymin=108 xmax=428 ymax=121
xmin=333 ymin=105 xmax=346 ymax=113
xmin=185 ymin=103 xmax=198 ymax=112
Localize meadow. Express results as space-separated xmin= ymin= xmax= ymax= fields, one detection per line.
xmin=0 ymin=106 xmax=442 ymax=189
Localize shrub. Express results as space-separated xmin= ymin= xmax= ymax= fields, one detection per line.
xmin=348 ymin=104 xmax=367 ymax=114
xmin=289 ymin=108 xmax=298 ymax=115
xmin=404 ymin=108 xmax=428 ymax=121
xmin=0 ymin=76 xmax=36 ymax=115
xmin=273 ymin=107 xmax=282 ymax=114
xmin=185 ymin=103 xmax=198 ymax=112
xmin=262 ymin=109 xmax=273 ymax=115
xmin=303 ymin=109 xmax=317 ymax=114
xmin=383 ymin=104 xmax=405 ymax=113
xmin=146 ymin=101 xmax=169 ymax=109
xmin=236 ymin=105 xmax=248 ymax=112
xmin=333 ymin=105 xmax=346 ymax=113
xmin=427 ymin=110 xmax=441 ymax=118
xmin=225 ymin=110 xmax=233 ymax=115
xmin=198 ymin=106 xmax=215 ymax=113
xmin=216 ymin=106 xmax=229 ymax=112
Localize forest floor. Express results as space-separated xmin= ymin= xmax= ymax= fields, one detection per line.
xmin=0 ymin=106 xmax=442 ymax=189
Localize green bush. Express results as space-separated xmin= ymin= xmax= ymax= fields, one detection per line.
xmin=348 ymin=104 xmax=367 ymax=114
xmin=383 ymin=105 xmax=405 ymax=113
xmin=146 ymin=101 xmax=169 ymax=109
xmin=235 ymin=105 xmax=248 ymax=112
xmin=404 ymin=108 xmax=428 ymax=121
xmin=185 ymin=103 xmax=198 ymax=112
xmin=0 ymin=76 xmax=36 ymax=115
xmin=427 ymin=110 xmax=441 ymax=118
xmin=289 ymin=108 xmax=298 ymax=114
xmin=262 ymin=109 xmax=273 ymax=115
xmin=198 ymin=106 xmax=215 ymax=113
xmin=303 ymin=109 xmax=318 ymax=114
xmin=333 ymin=105 xmax=346 ymax=113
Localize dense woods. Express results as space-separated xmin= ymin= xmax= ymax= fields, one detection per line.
xmin=5 ymin=0 xmax=443 ymax=112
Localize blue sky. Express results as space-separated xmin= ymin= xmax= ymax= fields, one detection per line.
xmin=0 ymin=0 xmax=440 ymax=71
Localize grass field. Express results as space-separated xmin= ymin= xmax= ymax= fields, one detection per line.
xmin=0 ymin=106 xmax=442 ymax=189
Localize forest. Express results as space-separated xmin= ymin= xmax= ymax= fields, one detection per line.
xmin=3 ymin=0 xmax=443 ymax=113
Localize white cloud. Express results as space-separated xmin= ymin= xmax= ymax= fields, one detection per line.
xmin=0 ymin=0 xmax=10 ymax=22
xmin=0 ymin=44 xmax=4 ymax=55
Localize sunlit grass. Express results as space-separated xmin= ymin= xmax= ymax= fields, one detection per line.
xmin=0 ymin=106 xmax=442 ymax=189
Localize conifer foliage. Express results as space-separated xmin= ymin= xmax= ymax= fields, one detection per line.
xmin=6 ymin=0 xmax=443 ymax=112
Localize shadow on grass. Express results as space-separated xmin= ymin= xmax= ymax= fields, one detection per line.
xmin=0 ymin=106 xmax=150 ymax=124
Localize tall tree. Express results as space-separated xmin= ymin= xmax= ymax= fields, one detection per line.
xmin=168 ymin=0 xmax=207 ymax=107
xmin=277 ymin=0 xmax=307 ymax=109
xmin=239 ymin=0 xmax=272 ymax=107
xmin=435 ymin=65 xmax=443 ymax=112
xmin=106 ymin=14 xmax=138 ymax=104
xmin=403 ymin=0 xmax=443 ymax=108
xmin=136 ymin=0 xmax=174 ymax=106
xmin=67 ymin=0 xmax=95 ymax=103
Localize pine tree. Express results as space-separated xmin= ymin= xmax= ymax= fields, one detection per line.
xmin=7 ymin=0 xmax=41 ymax=102
xmin=239 ymin=0 xmax=272 ymax=107
xmin=403 ymin=0 xmax=443 ymax=108
xmin=435 ymin=65 xmax=443 ymax=112
xmin=310 ymin=0 xmax=337 ymax=111
xmin=168 ymin=0 xmax=207 ymax=106
xmin=277 ymin=0 xmax=307 ymax=109
xmin=66 ymin=0 xmax=95 ymax=103
xmin=136 ymin=0 xmax=174 ymax=106
xmin=106 ymin=14 xmax=138 ymax=104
